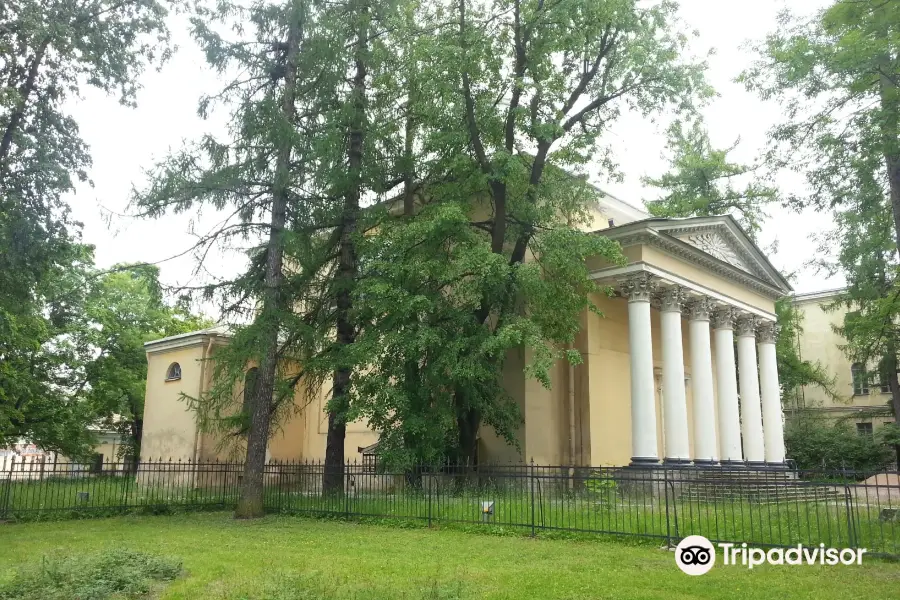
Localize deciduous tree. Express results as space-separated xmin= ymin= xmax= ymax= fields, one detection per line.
xmin=0 ymin=0 xmax=174 ymax=456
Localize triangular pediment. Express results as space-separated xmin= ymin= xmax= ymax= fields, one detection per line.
xmin=600 ymin=216 xmax=792 ymax=297
xmin=650 ymin=218 xmax=790 ymax=292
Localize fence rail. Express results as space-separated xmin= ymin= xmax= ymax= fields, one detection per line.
xmin=2 ymin=458 xmax=899 ymax=558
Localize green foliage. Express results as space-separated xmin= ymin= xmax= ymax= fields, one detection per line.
xmin=351 ymin=188 xmax=623 ymax=466
xmin=584 ymin=471 xmax=618 ymax=507
xmin=0 ymin=1 xmax=175 ymax=456
xmin=784 ymin=418 xmax=894 ymax=471
xmin=82 ymin=265 xmax=212 ymax=459
xmin=643 ymin=119 xmax=777 ymax=237
xmin=0 ymin=549 xmax=181 ymax=600
xmin=339 ymin=0 xmax=710 ymax=465
xmin=744 ymin=1 xmax=900 ymax=419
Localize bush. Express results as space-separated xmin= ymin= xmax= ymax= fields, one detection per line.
xmin=0 ymin=549 xmax=182 ymax=600
xmin=785 ymin=418 xmax=894 ymax=472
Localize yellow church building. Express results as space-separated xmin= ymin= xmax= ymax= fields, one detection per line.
xmin=139 ymin=193 xmax=806 ymax=469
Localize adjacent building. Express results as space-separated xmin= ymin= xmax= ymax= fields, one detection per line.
xmin=790 ymin=289 xmax=896 ymax=434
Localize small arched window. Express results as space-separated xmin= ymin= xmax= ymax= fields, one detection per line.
xmin=851 ymin=362 xmax=869 ymax=396
xmin=165 ymin=362 xmax=182 ymax=381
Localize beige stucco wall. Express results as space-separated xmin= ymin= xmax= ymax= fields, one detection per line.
xmin=141 ymin=344 xmax=206 ymax=460
xmin=142 ymin=338 xmax=379 ymax=463
xmin=794 ymin=298 xmax=851 ymax=409
xmin=139 ymin=227 xmax=780 ymax=468
xmin=794 ymin=296 xmax=895 ymax=431
xmin=94 ymin=440 xmax=120 ymax=464
xmin=297 ymin=381 xmax=379 ymax=462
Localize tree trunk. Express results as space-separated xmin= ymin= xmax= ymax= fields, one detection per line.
xmin=456 ymin=406 xmax=480 ymax=466
xmin=323 ymin=0 xmax=368 ymax=494
xmin=130 ymin=414 xmax=143 ymax=474
xmin=0 ymin=38 xmax=50 ymax=170
xmin=235 ymin=2 xmax=302 ymax=519
xmin=886 ymin=351 xmax=900 ymax=426
xmin=878 ymin=62 xmax=900 ymax=256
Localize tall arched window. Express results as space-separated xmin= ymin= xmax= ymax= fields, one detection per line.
xmin=851 ymin=363 xmax=869 ymax=396
xmin=242 ymin=367 xmax=259 ymax=418
xmin=165 ymin=362 xmax=181 ymax=381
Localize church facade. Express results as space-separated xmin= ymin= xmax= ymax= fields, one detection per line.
xmin=139 ymin=196 xmax=796 ymax=468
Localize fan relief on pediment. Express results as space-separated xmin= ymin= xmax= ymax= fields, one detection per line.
xmin=676 ymin=231 xmax=757 ymax=275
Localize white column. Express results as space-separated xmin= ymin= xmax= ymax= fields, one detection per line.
xmin=736 ymin=315 xmax=766 ymax=466
xmin=757 ymin=321 xmax=786 ymax=466
xmin=660 ymin=286 xmax=691 ymax=464
xmin=687 ymin=297 xmax=718 ymax=465
xmin=621 ymin=273 xmax=659 ymax=465
xmin=712 ymin=308 xmax=743 ymax=465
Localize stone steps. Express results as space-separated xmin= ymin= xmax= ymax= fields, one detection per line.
xmin=680 ymin=486 xmax=843 ymax=504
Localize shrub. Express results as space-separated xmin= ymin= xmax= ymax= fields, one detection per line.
xmin=0 ymin=549 xmax=182 ymax=600
xmin=785 ymin=418 xmax=894 ymax=472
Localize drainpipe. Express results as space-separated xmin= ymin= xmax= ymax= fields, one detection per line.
xmin=192 ymin=334 xmax=216 ymax=465
xmin=568 ymin=343 xmax=577 ymax=486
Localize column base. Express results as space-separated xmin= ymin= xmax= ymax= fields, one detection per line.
xmin=663 ymin=457 xmax=693 ymax=467
xmin=691 ymin=459 xmax=720 ymax=467
xmin=746 ymin=460 xmax=767 ymax=469
xmin=629 ymin=457 xmax=661 ymax=467
xmin=719 ymin=459 xmax=746 ymax=468
xmin=765 ymin=461 xmax=789 ymax=470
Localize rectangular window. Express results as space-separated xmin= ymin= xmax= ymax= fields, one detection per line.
xmin=852 ymin=363 xmax=869 ymax=395
xmin=856 ymin=422 xmax=874 ymax=436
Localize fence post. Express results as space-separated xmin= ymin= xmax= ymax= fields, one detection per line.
xmin=530 ymin=458 xmax=536 ymax=538
xmin=844 ymin=484 xmax=857 ymax=548
xmin=1 ymin=457 xmax=14 ymax=520
xmin=344 ymin=459 xmax=350 ymax=519
xmin=427 ymin=468 xmax=433 ymax=528
xmin=663 ymin=467 xmax=669 ymax=547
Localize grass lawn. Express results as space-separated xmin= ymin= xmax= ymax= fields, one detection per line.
xmin=0 ymin=513 xmax=898 ymax=599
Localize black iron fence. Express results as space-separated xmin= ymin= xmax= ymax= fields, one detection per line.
xmin=2 ymin=458 xmax=899 ymax=558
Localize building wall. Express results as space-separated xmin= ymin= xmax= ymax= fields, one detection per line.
xmin=142 ymin=344 xmax=206 ymax=460
xmin=794 ymin=295 xmax=895 ymax=432
xmin=144 ymin=340 xmax=378 ymax=464
xmin=296 ymin=380 xmax=379 ymax=463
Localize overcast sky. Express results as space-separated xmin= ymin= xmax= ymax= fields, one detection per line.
xmin=63 ymin=0 xmax=841 ymax=318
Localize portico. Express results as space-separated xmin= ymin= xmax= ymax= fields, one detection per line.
xmin=617 ymin=270 xmax=785 ymax=468
xmin=587 ymin=216 xmax=792 ymax=469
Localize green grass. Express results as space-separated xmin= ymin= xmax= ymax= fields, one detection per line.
xmin=0 ymin=513 xmax=898 ymax=599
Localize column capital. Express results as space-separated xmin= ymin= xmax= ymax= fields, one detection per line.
xmin=619 ymin=272 xmax=656 ymax=303
xmin=736 ymin=314 xmax=758 ymax=338
xmin=756 ymin=320 xmax=778 ymax=344
xmin=711 ymin=306 xmax=736 ymax=330
xmin=659 ymin=285 xmax=685 ymax=313
xmin=685 ymin=296 xmax=715 ymax=321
